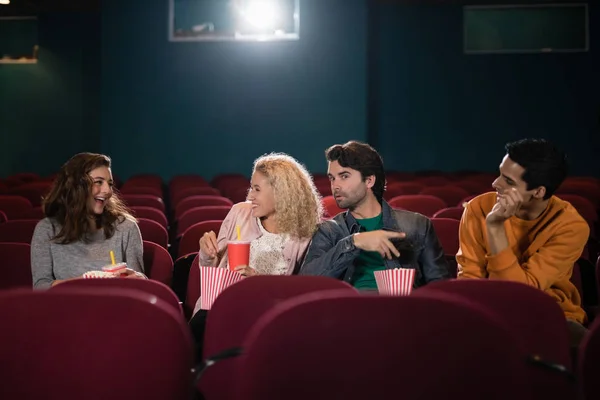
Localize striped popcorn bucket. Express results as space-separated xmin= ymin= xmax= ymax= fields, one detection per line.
xmin=374 ymin=268 xmax=415 ymax=296
xmin=82 ymin=271 xmax=117 ymax=279
xmin=199 ymin=266 xmax=244 ymax=310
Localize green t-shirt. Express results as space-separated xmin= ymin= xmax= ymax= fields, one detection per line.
xmin=352 ymin=213 xmax=386 ymax=290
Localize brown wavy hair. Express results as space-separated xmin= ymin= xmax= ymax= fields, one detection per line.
xmin=42 ymin=153 xmax=134 ymax=244
xmin=253 ymin=153 xmax=323 ymax=239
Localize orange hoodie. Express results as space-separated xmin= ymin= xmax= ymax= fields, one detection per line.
xmin=457 ymin=192 xmax=589 ymax=323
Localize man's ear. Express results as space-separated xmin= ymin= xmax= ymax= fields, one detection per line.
xmin=532 ymin=186 xmax=546 ymax=200
xmin=365 ymin=175 xmax=376 ymax=189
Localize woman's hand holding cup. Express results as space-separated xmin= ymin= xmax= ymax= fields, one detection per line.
xmin=121 ymin=268 xmax=146 ymax=279
xmin=234 ymin=265 xmax=257 ymax=277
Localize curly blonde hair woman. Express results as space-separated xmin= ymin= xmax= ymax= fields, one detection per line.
xmin=197 ymin=152 xmax=323 ymax=278
xmin=190 ymin=153 xmax=323 ymax=350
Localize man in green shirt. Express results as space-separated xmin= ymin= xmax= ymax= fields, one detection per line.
xmin=300 ymin=141 xmax=450 ymax=289
xmin=352 ymin=213 xmax=386 ymax=289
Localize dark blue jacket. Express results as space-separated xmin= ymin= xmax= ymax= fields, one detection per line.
xmin=299 ymin=200 xmax=450 ymax=287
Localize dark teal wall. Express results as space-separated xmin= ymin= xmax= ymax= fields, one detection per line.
xmin=0 ymin=13 xmax=101 ymax=177
xmin=2 ymin=2 xmax=598 ymax=179
xmin=374 ymin=4 xmax=600 ymax=176
xmin=100 ymin=0 xmax=368 ymax=180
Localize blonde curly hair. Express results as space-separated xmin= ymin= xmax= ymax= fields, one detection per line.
xmin=253 ymin=153 xmax=323 ymax=239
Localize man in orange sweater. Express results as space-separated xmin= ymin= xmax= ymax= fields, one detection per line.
xmin=457 ymin=138 xmax=589 ymax=346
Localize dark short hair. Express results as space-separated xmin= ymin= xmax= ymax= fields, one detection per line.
xmin=505 ymin=138 xmax=568 ymax=200
xmin=325 ymin=141 xmax=385 ymax=202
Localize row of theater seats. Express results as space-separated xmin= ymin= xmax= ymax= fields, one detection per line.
xmin=1 ymin=171 xmax=598 ymax=249
xmin=1 ymin=172 xmax=600 ymax=399
xmin=1 ymin=172 xmax=600 ymax=319
xmin=1 ymin=276 xmax=600 ymax=399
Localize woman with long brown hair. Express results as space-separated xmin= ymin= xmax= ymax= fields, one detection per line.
xmin=31 ymin=153 xmax=145 ymax=288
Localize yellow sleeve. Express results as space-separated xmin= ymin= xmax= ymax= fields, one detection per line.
xmin=486 ymin=219 xmax=589 ymax=290
xmin=456 ymin=202 xmax=488 ymax=279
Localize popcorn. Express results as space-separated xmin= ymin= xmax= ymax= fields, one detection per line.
xmin=83 ymin=270 xmax=117 ymax=279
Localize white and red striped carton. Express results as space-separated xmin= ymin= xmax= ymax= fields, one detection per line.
xmin=374 ymin=268 xmax=415 ymax=296
xmin=199 ymin=266 xmax=244 ymax=310
xmin=82 ymin=271 xmax=116 ymax=279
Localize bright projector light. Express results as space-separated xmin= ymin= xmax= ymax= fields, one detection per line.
xmin=244 ymin=1 xmax=278 ymax=29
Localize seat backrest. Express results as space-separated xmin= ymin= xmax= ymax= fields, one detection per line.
xmin=175 ymin=196 xmax=233 ymax=221
xmin=321 ymin=195 xmax=345 ymax=219
xmin=122 ymin=175 xmax=163 ymax=188
xmin=385 ymin=171 xmax=415 ymax=183
xmin=177 ymin=206 xmax=231 ymax=237
xmin=445 ymin=255 xmax=458 ymax=278
xmin=119 ymin=185 xmax=163 ymax=198
xmin=388 ymin=195 xmax=447 ymax=217
xmin=597 ymin=255 xmax=600 ymax=306
xmin=432 ymin=206 xmax=464 ymax=220
xmin=0 ymin=288 xmax=194 ymax=400
xmin=51 ymin=275 xmax=181 ymax=314
xmin=414 ymin=176 xmax=450 ymax=187
xmin=213 ymin=182 xmax=248 ymax=199
xmin=130 ymin=206 xmax=168 ymax=228
xmin=121 ymin=194 xmax=165 ymax=213
xmin=458 ymin=194 xmax=479 ymax=207
xmin=0 ymin=219 xmax=40 ymax=244
xmin=571 ymin=260 xmax=584 ymax=301
xmin=199 ymin=277 xmax=356 ymax=400
xmin=417 ymin=279 xmax=572 ymax=367
xmin=184 ymin=254 xmax=201 ymax=319
xmin=224 ymin=186 xmax=250 ymax=204
xmin=383 ymin=182 xmax=425 ymax=200
xmin=565 ymin=177 xmax=600 ymax=185
xmin=170 ymin=175 xmax=209 ymax=191
xmin=557 ymin=194 xmax=597 ymax=222
xmin=6 ymin=183 xmax=52 ymax=207
xmin=204 ymin=275 xmax=356 ymax=356
xmin=456 ymin=180 xmax=491 ymax=195
xmin=143 ymin=240 xmax=174 ymax=286
xmin=557 ymin=182 xmax=600 ymax=207
xmin=0 ymin=210 xmax=6 ymax=223
xmin=235 ymin=292 xmax=530 ymax=400
xmin=558 ymin=194 xmax=598 ymax=238
xmin=2 ymin=176 xmax=26 ymax=188
xmin=579 ymin=316 xmax=600 ymax=400
xmin=430 ymin=218 xmax=460 ymax=256
xmin=137 ymin=218 xmax=169 ymax=249
xmin=0 ymin=195 xmax=33 ymax=220
xmin=28 ymin=207 xmax=44 ymax=220
xmin=420 ymin=186 xmax=470 ymax=207
xmin=314 ymin=181 xmax=331 ymax=197
xmin=8 ymin=172 xmax=39 ymax=182
xmin=210 ymin=174 xmax=246 ymax=190
xmin=0 ymin=242 xmax=32 ymax=289
xmin=178 ymin=220 xmax=223 ymax=257
xmin=172 ymin=187 xmax=221 ymax=210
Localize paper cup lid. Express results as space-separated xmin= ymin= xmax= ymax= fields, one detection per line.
xmin=102 ymin=263 xmax=127 ymax=272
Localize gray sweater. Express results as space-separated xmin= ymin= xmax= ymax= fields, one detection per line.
xmin=31 ymin=217 xmax=144 ymax=289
